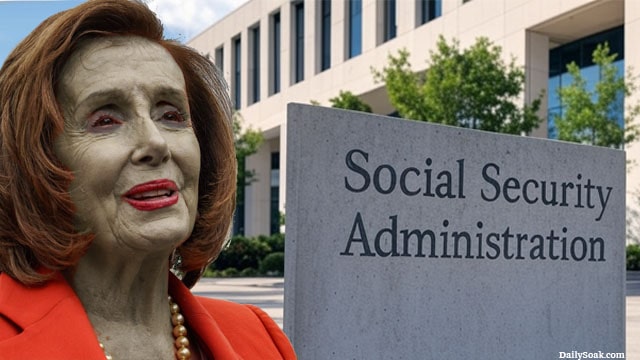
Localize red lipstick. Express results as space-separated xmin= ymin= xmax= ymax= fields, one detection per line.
xmin=123 ymin=179 xmax=179 ymax=211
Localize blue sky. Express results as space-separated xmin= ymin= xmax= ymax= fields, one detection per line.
xmin=0 ymin=0 xmax=247 ymax=65
xmin=0 ymin=1 xmax=84 ymax=63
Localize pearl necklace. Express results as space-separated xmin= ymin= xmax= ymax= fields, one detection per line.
xmin=99 ymin=296 xmax=191 ymax=360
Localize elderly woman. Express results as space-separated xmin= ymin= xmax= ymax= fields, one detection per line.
xmin=0 ymin=1 xmax=295 ymax=359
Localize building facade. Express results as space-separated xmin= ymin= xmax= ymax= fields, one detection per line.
xmin=188 ymin=0 xmax=640 ymax=241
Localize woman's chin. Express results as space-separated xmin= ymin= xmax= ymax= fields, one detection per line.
xmin=92 ymin=203 xmax=197 ymax=253
xmin=94 ymin=218 xmax=193 ymax=255
xmin=130 ymin=223 xmax=192 ymax=249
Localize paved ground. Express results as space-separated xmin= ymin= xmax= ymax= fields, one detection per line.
xmin=193 ymin=272 xmax=640 ymax=359
xmin=193 ymin=277 xmax=285 ymax=326
xmin=628 ymin=271 xmax=640 ymax=359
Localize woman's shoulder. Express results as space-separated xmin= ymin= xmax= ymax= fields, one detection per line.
xmin=195 ymin=296 xmax=296 ymax=359
xmin=196 ymin=296 xmax=281 ymax=333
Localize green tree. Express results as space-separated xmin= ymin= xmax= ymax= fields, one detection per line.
xmin=371 ymin=36 xmax=542 ymax=134
xmin=554 ymin=42 xmax=640 ymax=148
xmin=329 ymin=90 xmax=372 ymax=113
xmin=233 ymin=112 xmax=263 ymax=233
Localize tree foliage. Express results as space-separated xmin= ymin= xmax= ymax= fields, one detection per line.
xmin=555 ymin=42 xmax=640 ymax=148
xmin=329 ymin=90 xmax=372 ymax=113
xmin=234 ymin=112 xmax=263 ymax=161
xmin=371 ymin=36 xmax=543 ymax=134
xmin=233 ymin=112 xmax=263 ymax=222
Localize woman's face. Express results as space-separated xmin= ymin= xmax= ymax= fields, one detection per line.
xmin=54 ymin=36 xmax=201 ymax=254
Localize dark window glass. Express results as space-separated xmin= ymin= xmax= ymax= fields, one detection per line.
xmin=270 ymin=152 xmax=280 ymax=235
xmin=233 ymin=37 xmax=241 ymax=110
xmin=251 ymin=26 xmax=260 ymax=104
xmin=215 ymin=47 xmax=224 ymax=74
xmin=294 ymin=2 xmax=305 ymax=83
xmin=273 ymin=12 xmax=281 ymax=94
xmin=383 ymin=0 xmax=396 ymax=42
xmin=233 ymin=156 xmax=246 ymax=235
xmin=348 ymin=0 xmax=362 ymax=58
xmin=321 ymin=0 xmax=331 ymax=71
xmin=420 ymin=0 xmax=441 ymax=25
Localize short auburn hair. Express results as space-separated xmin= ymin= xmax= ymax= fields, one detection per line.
xmin=0 ymin=0 xmax=236 ymax=288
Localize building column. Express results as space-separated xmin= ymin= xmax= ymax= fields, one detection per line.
xmin=525 ymin=30 xmax=549 ymax=139
xmin=305 ymin=0 xmax=318 ymax=80
xmin=625 ymin=0 xmax=640 ymax=244
xmin=362 ymin=0 xmax=377 ymax=52
xmin=260 ymin=15 xmax=269 ymax=102
xmin=331 ymin=0 xmax=346 ymax=64
xmin=222 ymin=38 xmax=232 ymax=87
xmin=240 ymin=28 xmax=248 ymax=110
xmin=244 ymin=139 xmax=277 ymax=236
xmin=396 ymin=0 xmax=416 ymax=35
xmin=281 ymin=2 xmax=292 ymax=90
xmin=279 ymin=123 xmax=287 ymax=234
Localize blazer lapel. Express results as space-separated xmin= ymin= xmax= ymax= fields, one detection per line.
xmin=169 ymin=273 xmax=242 ymax=360
xmin=0 ymin=272 xmax=106 ymax=359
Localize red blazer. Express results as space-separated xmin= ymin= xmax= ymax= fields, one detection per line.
xmin=0 ymin=272 xmax=296 ymax=359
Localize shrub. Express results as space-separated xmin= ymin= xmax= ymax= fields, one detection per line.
xmin=220 ymin=267 xmax=240 ymax=277
xmin=240 ymin=267 xmax=259 ymax=277
xmin=212 ymin=235 xmax=271 ymax=271
xmin=260 ymin=252 xmax=285 ymax=276
xmin=207 ymin=233 xmax=287 ymax=276
xmin=202 ymin=267 xmax=217 ymax=278
xmin=628 ymin=244 xmax=640 ymax=271
xmin=260 ymin=233 xmax=285 ymax=253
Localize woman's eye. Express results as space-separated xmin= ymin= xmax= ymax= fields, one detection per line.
xmin=91 ymin=115 xmax=122 ymax=128
xmin=162 ymin=110 xmax=185 ymax=123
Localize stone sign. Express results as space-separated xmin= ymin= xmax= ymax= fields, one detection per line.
xmin=284 ymin=103 xmax=625 ymax=359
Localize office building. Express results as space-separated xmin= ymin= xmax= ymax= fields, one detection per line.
xmin=188 ymin=0 xmax=639 ymax=241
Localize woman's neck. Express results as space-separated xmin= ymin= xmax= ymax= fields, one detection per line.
xmin=65 ymin=245 xmax=177 ymax=360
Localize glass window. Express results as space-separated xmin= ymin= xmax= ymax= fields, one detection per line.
xmin=215 ymin=46 xmax=224 ymax=75
xmin=271 ymin=12 xmax=281 ymax=95
xmin=233 ymin=156 xmax=246 ymax=235
xmin=270 ymin=152 xmax=280 ymax=235
xmin=383 ymin=0 xmax=396 ymax=42
xmin=547 ymin=26 xmax=624 ymax=139
xmin=250 ymin=26 xmax=260 ymax=104
xmin=547 ymin=75 xmax=561 ymax=110
xmin=612 ymin=61 xmax=625 ymax=128
xmin=233 ymin=37 xmax=241 ymax=110
xmin=321 ymin=0 xmax=331 ymax=71
xmin=348 ymin=0 xmax=362 ymax=58
xmin=294 ymin=2 xmax=305 ymax=83
xmin=419 ymin=0 xmax=441 ymax=25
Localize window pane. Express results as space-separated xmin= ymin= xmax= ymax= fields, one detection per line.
xmin=321 ymin=0 xmax=331 ymax=71
xmin=383 ymin=0 xmax=396 ymax=42
xmin=251 ymin=26 xmax=260 ymax=104
xmin=233 ymin=37 xmax=241 ymax=109
xmin=547 ymin=26 xmax=625 ymax=139
xmin=421 ymin=0 xmax=441 ymax=24
xmin=294 ymin=3 xmax=304 ymax=83
xmin=272 ymin=12 xmax=281 ymax=94
xmin=270 ymin=152 xmax=280 ymax=235
xmin=349 ymin=0 xmax=362 ymax=58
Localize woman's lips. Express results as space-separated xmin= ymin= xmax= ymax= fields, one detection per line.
xmin=123 ymin=179 xmax=179 ymax=211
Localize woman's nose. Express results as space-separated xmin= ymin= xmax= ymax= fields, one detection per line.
xmin=130 ymin=117 xmax=170 ymax=166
